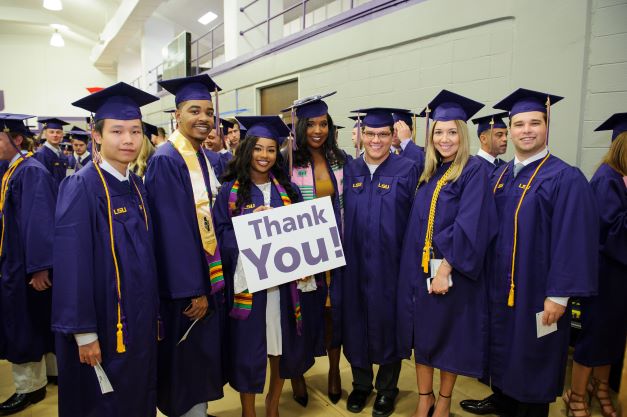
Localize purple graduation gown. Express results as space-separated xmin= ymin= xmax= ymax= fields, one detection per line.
xmin=488 ymin=155 xmax=599 ymax=403
xmin=68 ymin=153 xmax=92 ymax=171
xmin=51 ymin=163 xmax=159 ymax=417
xmin=396 ymin=157 xmax=496 ymax=378
xmin=342 ymin=154 xmax=419 ymax=368
xmin=213 ymin=180 xmax=314 ymax=393
xmin=574 ymin=163 xmax=627 ymax=366
xmin=203 ymin=149 xmax=229 ymax=180
xmin=144 ymin=142 xmax=225 ymax=416
xmin=295 ymin=157 xmax=346 ymax=357
xmin=400 ymin=141 xmax=426 ymax=170
xmin=33 ymin=145 xmax=69 ymax=186
xmin=0 ymin=157 xmax=56 ymax=363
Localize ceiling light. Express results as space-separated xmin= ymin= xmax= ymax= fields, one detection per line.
xmin=198 ymin=11 xmax=218 ymax=25
xmin=50 ymin=30 xmax=64 ymax=47
xmin=43 ymin=0 xmax=63 ymax=11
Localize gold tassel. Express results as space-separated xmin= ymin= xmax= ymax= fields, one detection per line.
xmin=421 ymin=247 xmax=430 ymax=274
xmin=507 ymin=285 xmax=515 ymax=307
xmin=116 ymin=323 xmax=126 ymax=353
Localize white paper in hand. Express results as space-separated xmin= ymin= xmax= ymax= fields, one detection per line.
xmin=178 ymin=318 xmax=200 ymax=345
xmin=536 ymin=311 xmax=558 ymax=338
xmin=94 ymin=363 xmax=114 ymax=394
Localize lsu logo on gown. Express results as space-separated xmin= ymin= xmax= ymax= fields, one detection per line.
xmin=114 ymin=207 xmax=127 ymax=215
xmin=352 ymin=182 xmax=363 ymax=188
xmin=378 ymin=183 xmax=390 ymax=190
xmin=245 ymin=203 xmax=256 ymax=209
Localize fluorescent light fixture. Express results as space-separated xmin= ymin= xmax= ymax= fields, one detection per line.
xmin=198 ymin=11 xmax=218 ymax=25
xmin=50 ymin=30 xmax=64 ymax=47
xmin=43 ymin=0 xmax=63 ymax=11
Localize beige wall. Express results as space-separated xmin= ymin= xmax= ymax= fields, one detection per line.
xmin=142 ymin=0 xmax=625 ymax=175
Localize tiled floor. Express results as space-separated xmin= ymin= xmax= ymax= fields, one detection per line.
xmin=0 ymin=353 xmax=614 ymax=416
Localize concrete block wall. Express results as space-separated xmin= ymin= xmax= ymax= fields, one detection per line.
xmin=580 ymin=0 xmax=627 ymax=178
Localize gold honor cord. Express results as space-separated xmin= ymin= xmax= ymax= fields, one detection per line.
xmin=0 ymin=153 xmax=32 ymax=257
xmin=492 ymin=152 xmax=551 ymax=307
xmin=93 ymin=163 xmax=148 ymax=352
xmin=421 ymin=164 xmax=455 ymax=273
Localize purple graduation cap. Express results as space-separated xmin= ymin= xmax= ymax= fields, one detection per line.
xmin=218 ymin=118 xmax=233 ymax=136
xmin=419 ymin=90 xmax=484 ymax=122
xmin=471 ymin=111 xmax=509 ymax=137
xmin=594 ymin=112 xmax=627 ymax=141
xmin=0 ymin=114 xmax=35 ymax=157
xmin=39 ymin=117 xmax=69 ymax=130
xmin=0 ymin=113 xmax=34 ymax=135
xmin=348 ymin=116 xmax=362 ymax=129
xmin=284 ymin=91 xmax=336 ymax=119
xmin=392 ymin=110 xmax=420 ymax=128
xmin=72 ymin=82 xmax=159 ymax=121
xmin=158 ymin=74 xmax=221 ymax=106
xmin=235 ymin=116 xmax=290 ymax=145
xmin=143 ymin=122 xmax=158 ymax=139
xmin=493 ymin=88 xmax=563 ymax=144
xmin=351 ymin=107 xmax=410 ymax=128
xmin=69 ymin=126 xmax=90 ymax=143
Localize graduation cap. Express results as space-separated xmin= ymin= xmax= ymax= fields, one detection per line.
xmin=351 ymin=107 xmax=409 ymax=128
xmin=218 ymin=118 xmax=233 ymax=136
xmin=594 ymin=112 xmax=627 ymax=141
xmin=158 ymin=74 xmax=221 ymax=106
xmin=235 ymin=116 xmax=290 ymax=145
xmin=143 ymin=122 xmax=158 ymax=138
xmin=0 ymin=113 xmax=34 ymax=135
xmin=39 ymin=117 xmax=69 ymax=130
xmin=493 ymin=88 xmax=563 ymax=117
xmin=348 ymin=116 xmax=362 ymax=129
xmin=471 ymin=112 xmax=509 ymax=137
xmin=419 ymin=90 xmax=484 ymax=122
xmin=335 ymin=125 xmax=345 ymax=130
xmin=72 ymin=82 xmax=159 ymax=121
xmin=283 ymin=91 xmax=336 ymax=119
xmin=392 ymin=111 xmax=420 ymax=128
xmin=494 ymin=88 xmax=564 ymax=145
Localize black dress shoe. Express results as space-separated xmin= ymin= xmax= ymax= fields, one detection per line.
xmin=47 ymin=375 xmax=58 ymax=385
xmin=372 ymin=393 xmax=396 ymax=417
xmin=328 ymin=390 xmax=342 ymax=404
xmin=347 ymin=389 xmax=371 ymax=413
xmin=460 ymin=394 xmax=505 ymax=415
xmin=0 ymin=386 xmax=46 ymax=415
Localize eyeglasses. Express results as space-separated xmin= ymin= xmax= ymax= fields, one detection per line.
xmin=363 ymin=131 xmax=392 ymax=139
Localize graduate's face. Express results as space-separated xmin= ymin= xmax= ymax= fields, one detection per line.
xmin=362 ymin=126 xmax=393 ymax=164
xmin=306 ymin=115 xmax=329 ymax=150
xmin=45 ymin=128 xmax=64 ymax=146
xmin=432 ymin=120 xmax=460 ymax=163
xmin=176 ymin=100 xmax=214 ymax=145
xmin=480 ymin=127 xmax=508 ymax=157
xmin=510 ymin=111 xmax=547 ymax=158
xmin=0 ymin=132 xmax=20 ymax=160
xmin=203 ymin=128 xmax=222 ymax=152
xmin=94 ymin=119 xmax=143 ymax=166
xmin=251 ymin=138 xmax=277 ymax=176
xmin=231 ymin=124 xmax=241 ymax=141
xmin=72 ymin=139 xmax=87 ymax=156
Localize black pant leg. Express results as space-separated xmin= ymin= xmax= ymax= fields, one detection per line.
xmin=351 ymin=365 xmax=374 ymax=393
xmin=374 ymin=361 xmax=401 ymax=398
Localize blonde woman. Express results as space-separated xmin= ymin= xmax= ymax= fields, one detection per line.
xmin=130 ymin=124 xmax=156 ymax=177
xmin=396 ymin=91 xmax=496 ymax=417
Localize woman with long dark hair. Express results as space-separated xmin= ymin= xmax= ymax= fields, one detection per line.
xmin=214 ymin=116 xmax=314 ymax=417
xmin=286 ymin=94 xmax=349 ymax=405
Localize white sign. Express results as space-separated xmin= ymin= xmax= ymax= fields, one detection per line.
xmin=232 ymin=196 xmax=346 ymax=293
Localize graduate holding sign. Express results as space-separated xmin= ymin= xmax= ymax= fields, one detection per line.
xmin=146 ymin=74 xmax=226 ymax=417
xmin=51 ymin=82 xmax=160 ymax=417
xmin=395 ymin=90 xmax=496 ymax=417
xmin=213 ymin=116 xmax=313 ymax=417
xmin=342 ymin=107 xmax=419 ymax=417
xmin=461 ymin=89 xmax=599 ymax=417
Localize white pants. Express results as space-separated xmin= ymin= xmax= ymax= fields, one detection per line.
xmin=45 ymin=353 xmax=57 ymax=376
xmin=180 ymin=402 xmax=207 ymax=417
xmin=11 ymin=357 xmax=47 ymax=394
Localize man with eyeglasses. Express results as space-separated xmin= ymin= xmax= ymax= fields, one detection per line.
xmin=342 ymin=108 xmax=420 ymax=417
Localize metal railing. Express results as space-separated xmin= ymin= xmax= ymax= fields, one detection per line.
xmin=239 ymin=0 xmax=359 ymax=43
xmin=191 ymin=22 xmax=225 ymax=74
